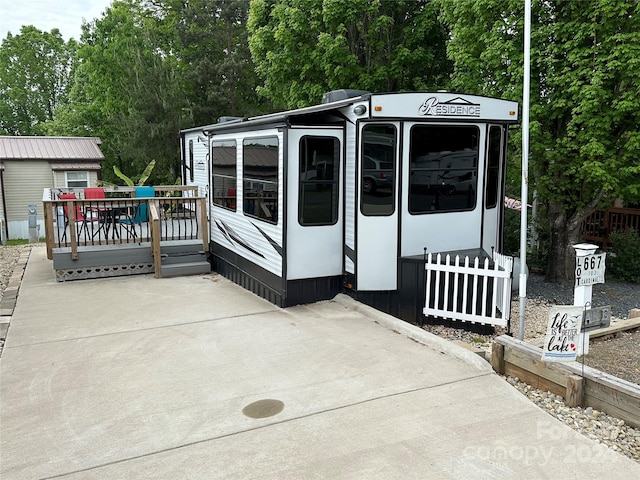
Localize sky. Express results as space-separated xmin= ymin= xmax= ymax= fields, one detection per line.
xmin=0 ymin=0 xmax=113 ymax=41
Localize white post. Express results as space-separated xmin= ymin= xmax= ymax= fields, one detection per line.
xmin=573 ymin=243 xmax=597 ymax=307
xmin=573 ymin=243 xmax=597 ymax=355
xmin=518 ymin=0 xmax=531 ymax=341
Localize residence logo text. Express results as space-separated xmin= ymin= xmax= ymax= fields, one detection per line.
xmin=418 ymin=96 xmax=481 ymax=117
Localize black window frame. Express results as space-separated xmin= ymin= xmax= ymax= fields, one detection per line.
xmin=242 ymin=136 xmax=279 ymax=224
xmin=408 ymin=124 xmax=480 ymax=215
xmin=485 ymin=126 xmax=502 ymax=209
xmin=298 ymin=135 xmax=341 ymax=226
xmin=189 ymin=139 xmax=195 ymax=182
xmin=360 ymin=123 xmax=397 ymax=217
xmin=212 ymin=139 xmax=238 ymax=211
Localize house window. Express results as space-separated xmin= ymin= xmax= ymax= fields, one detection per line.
xmin=243 ymin=137 xmax=278 ymax=223
xmin=212 ymin=140 xmax=237 ymax=211
xmin=65 ymin=171 xmax=89 ymax=188
xmin=409 ymin=125 xmax=479 ymax=214
xmin=299 ymin=136 xmax=340 ymax=226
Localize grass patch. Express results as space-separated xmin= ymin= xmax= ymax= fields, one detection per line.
xmin=4 ymin=238 xmax=45 ymax=246
xmin=5 ymin=239 xmax=28 ymax=246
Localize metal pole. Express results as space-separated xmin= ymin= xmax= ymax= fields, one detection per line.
xmin=518 ymin=0 xmax=531 ymax=340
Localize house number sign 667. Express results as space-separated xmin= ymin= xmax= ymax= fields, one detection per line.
xmin=575 ymin=253 xmax=606 ymax=287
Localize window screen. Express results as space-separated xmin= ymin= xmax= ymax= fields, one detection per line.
xmin=485 ymin=126 xmax=502 ymax=209
xmin=361 ymin=124 xmax=396 ymax=216
xmin=299 ymin=136 xmax=340 ymax=225
xmin=212 ymin=140 xmax=237 ymax=211
xmin=189 ymin=139 xmax=195 ymax=182
xmin=409 ymin=125 xmax=479 ymax=214
xmin=243 ymin=137 xmax=278 ymax=223
xmin=66 ymin=171 xmax=89 ymax=188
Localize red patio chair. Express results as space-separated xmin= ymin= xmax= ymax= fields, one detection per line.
xmin=226 ymin=188 xmax=237 ymax=209
xmin=58 ymin=193 xmax=84 ymax=242
xmin=59 ymin=193 xmax=84 ymax=223
xmin=83 ymin=188 xmax=108 ymax=239
xmin=84 ymin=187 xmax=106 ymax=201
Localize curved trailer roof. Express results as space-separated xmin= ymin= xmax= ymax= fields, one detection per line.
xmin=181 ymin=91 xmax=519 ymax=137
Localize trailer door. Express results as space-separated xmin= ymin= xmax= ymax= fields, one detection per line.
xmin=286 ymin=129 xmax=344 ymax=280
xmin=356 ymin=123 xmax=399 ymax=291
xmin=482 ymin=125 xmax=506 ymax=254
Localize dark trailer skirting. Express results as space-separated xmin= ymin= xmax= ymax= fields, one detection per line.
xmin=180 ymin=91 xmax=519 ymax=325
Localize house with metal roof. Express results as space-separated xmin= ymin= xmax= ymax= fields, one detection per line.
xmin=0 ymin=136 xmax=104 ymax=241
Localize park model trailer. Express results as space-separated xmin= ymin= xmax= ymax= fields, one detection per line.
xmin=180 ymin=91 xmax=519 ymax=324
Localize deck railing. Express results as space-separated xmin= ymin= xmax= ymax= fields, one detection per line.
xmin=149 ymin=202 xmax=162 ymax=279
xmin=581 ymin=207 xmax=640 ymax=249
xmin=42 ymin=186 xmax=207 ymax=261
xmin=43 ymin=185 xmax=199 ymax=201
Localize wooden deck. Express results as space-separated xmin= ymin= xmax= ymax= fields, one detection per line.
xmin=581 ymin=207 xmax=640 ymax=249
xmin=43 ymin=186 xmax=209 ymax=280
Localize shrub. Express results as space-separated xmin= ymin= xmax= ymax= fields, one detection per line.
xmin=503 ymin=208 xmax=520 ymax=256
xmin=607 ymin=228 xmax=640 ymax=283
xmin=503 ymin=207 xmax=549 ymax=273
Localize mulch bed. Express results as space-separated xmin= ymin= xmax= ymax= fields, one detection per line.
xmin=582 ymin=329 xmax=640 ymax=385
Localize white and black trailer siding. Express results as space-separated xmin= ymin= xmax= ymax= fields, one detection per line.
xmin=180 ymin=91 xmax=519 ymax=322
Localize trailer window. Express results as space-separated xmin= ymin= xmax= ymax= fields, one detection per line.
xmin=243 ymin=137 xmax=279 ymax=223
xmin=189 ymin=139 xmax=195 ymax=182
xmin=485 ymin=126 xmax=502 ymax=209
xmin=361 ymin=124 xmax=396 ymax=216
xmin=212 ymin=140 xmax=237 ymax=211
xmin=299 ymin=136 xmax=340 ymax=226
xmin=409 ymin=125 xmax=479 ymax=214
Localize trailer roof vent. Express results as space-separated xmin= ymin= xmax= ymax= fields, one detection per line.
xmin=217 ymin=116 xmax=245 ymax=124
xmin=322 ymin=89 xmax=370 ymax=104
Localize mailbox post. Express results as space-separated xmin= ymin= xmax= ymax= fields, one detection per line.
xmin=573 ymin=243 xmax=599 ymax=307
xmin=573 ymin=243 xmax=606 ymax=355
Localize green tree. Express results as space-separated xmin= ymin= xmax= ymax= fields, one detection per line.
xmin=439 ymin=0 xmax=640 ymax=283
xmin=0 ymin=26 xmax=77 ymax=135
xmin=169 ymin=0 xmax=265 ymax=125
xmin=47 ymin=0 xmax=186 ymax=185
xmin=48 ymin=0 xmax=261 ymax=185
xmin=248 ymin=0 xmax=451 ymax=109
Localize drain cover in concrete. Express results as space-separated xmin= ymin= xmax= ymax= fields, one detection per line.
xmin=242 ymin=399 xmax=285 ymax=419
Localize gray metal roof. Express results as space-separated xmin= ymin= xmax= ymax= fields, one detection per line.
xmin=182 ymin=92 xmax=370 ymax=136
xmin=0 ymin=136 xmax=105 ymax=161
xmin=49 ymin=162 xmax=102 ymax=171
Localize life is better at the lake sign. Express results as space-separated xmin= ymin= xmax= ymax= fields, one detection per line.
xmin=542 ymin=306 xmax=584 ymax=362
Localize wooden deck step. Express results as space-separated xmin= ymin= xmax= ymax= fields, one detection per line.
xmin=160 ymin=261 xmax=211 ymax=278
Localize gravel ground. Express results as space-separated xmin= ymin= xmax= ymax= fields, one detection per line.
xmin=0 ymin=245 xmax=29 ymax=355
xmin=0 ymin=245 xmax=25 ymax=296
xmin=423 ymin=273 xmax=640 ymax=379
xmin=505 ymin=375 xmax=640 ymax=462
xmin=1 ymin=246 xmax=638 ymax=463
xmin=583 ymin=330 xmax=640 ymax=385
xmin=423 ymin=272 xmax=640 ymax=464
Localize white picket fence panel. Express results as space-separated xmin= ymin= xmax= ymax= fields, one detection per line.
xmin=423 ymin=251 xmax=513 ymax=327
